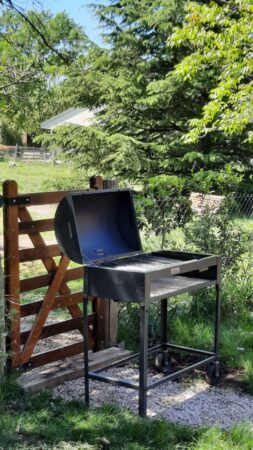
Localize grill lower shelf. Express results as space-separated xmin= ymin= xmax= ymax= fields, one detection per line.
xmin=150 ymin=276 xmax=215 ymax=300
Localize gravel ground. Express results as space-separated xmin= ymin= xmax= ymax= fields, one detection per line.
xmin=53 ymin=365 xmax=253 ymax=430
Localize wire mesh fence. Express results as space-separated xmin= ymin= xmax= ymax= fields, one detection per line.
xmin=190 ymin=192 xmax=253 ymax=218
xmin=133 ymin=192 xmax=253 ymax=253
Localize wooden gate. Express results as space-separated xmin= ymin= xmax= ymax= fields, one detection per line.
xmin=3 ymin=176 xmax=118 ymax=370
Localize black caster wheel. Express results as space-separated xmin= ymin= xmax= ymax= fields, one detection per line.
xmin=206 ymin=361 xmax=222 ymax=386
xmin=155 ymin=350 xmax=171 ymax=374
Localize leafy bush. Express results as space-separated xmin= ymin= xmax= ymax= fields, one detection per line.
xmin=42 ymin=173 xmax=88 ymax=191
xmin=118 ymin=303 xmax=161 ymax=351
xmin=135 ymin=175 xmax=192 ymax=248
xmin=188 ymin=270 xmax=253 ymax=321
xmin=0 ymin=122 xmax=22 ymax=146
xmin=184 ymin=197 xmax=251 ymax=272
xmin=188 ymin=165 xmax=243 ymax=195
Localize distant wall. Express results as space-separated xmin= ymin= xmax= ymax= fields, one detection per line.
xmin=190 ymin=192 xmax=224 ymax=214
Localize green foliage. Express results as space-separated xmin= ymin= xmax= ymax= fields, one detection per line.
xmin=0 ymin=8 xmax=89 ymax=138
xmin=169 ymin=0 xmax=253 ymax=188
xmin=38 ymin=0 xmax=193 ymax=182
xmin=171 ymin=0 xmax=253 ymax=141
xmin=0 ymin=376 xmax=24 ymax=413
xmin=188 ymin=268 xmax=253 ymax=322
xmin=41 ymin=171 xmax=89 ymax=191
xmin=242 ymin=359 xmax=253 ymax=394
xmin=40 ymin=0 xmax=253 ymax=191
xmin=0 ymin=121 xmax=22 ymax=145
xmin=119 ymin=302 xmax=162 ymax=350
xmin=189 ymin=166 xmax=243 ymax=195
xmin=135 ymin=175 xmax=192 ymax=248
xmin=185 ymin=197 xmax=251 ymax=271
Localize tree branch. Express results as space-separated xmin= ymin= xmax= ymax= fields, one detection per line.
xmin=0 ymin=0 xmax=70 ymax=63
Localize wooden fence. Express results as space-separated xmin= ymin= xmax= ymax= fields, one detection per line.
xmin=1 ymin=145 xmax=52 ymax=162
xmin=3 ymin=176 xmax=118 ymax=370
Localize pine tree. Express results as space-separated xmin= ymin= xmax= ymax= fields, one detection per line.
xmin=43 ymin=0 xmax=252 ymax=192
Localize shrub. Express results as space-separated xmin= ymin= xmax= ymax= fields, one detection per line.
xmin=135 ymin=175 xmax=192 ymax=249
xmin=184 ymin=197 xmax=251 ymax=272
xmin=42 ymin=173 xmax=88 ymax=191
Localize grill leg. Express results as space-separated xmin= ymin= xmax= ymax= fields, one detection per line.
xmin=139 ymin=303 xmax=149 ymax=416
xmin=83 ymin=288 xmax=89 ymax=407
xmin=161 ymin=298 xmax=167 ymax=345
xmin=214 ymin=284 xmax=221 ymax=355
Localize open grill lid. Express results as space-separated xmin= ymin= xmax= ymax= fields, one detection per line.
xmin=54 ymin=189 xmax=142 ymax=265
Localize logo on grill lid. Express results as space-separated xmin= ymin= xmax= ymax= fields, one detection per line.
xmin=95 ymin=248 xmax=105 ymax=256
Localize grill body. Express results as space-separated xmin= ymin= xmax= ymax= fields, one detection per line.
xmin=86 ymin=251 xmax=219 ymax=303
xmin=55 ymin=189 xmax=221 ymax=416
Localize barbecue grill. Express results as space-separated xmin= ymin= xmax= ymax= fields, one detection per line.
xmin=55 ymin=188 xmax=221 ymax=416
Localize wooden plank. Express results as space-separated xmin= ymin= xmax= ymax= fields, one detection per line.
xmin=19 ymin=348 xmax=132 ymax=393
xmin=21 ymin=256 xmax=70 ymax=364
xmin=18 ymin=207 xmax=83 ymax=320
xmin=20 ymin=267 xmax=83 ymax=292
xmin=109 ymin=300 xmax=119 ymax=347
xmin=0 ymin=257 xmax=5 ymax=379
xmin=19 ymin=218 xmax=55 ymax=234
xmin=94 ymin=297 xmax=120 ymax=350
xmin=20 ymin=318 xmax=81 ymax=344
xmin=67 ymin=303 xmax=83 ymax=319
xmin=20 ymin=314 xmax=95 ymax=345
xmin=20 ymin=292 xmax=84 ymax=317
xmin=22 ymin=189 xmax=88 ymax=206
xmin=19 ymin=208 xmax=56 ymax=272
xmin=90 ymin=176 xmax=103 ymax=190
xmin=19 ymin=244 xmax=61 ymax=262
xmin=3 ymin=180 xmax=21 ymax=367
xmin=28 ymin=341 xmax=94 ymax=369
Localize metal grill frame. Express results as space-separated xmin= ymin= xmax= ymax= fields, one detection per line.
xmin=83 ymin=251 xmax=221 ymax=416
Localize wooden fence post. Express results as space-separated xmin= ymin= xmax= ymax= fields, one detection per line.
xmin=14 ymin=144 xmax=18 ymax=163
xmin=0 ymin=256 xmax=5 ymax=380
xmin=103 ymin=179 xmax=119 ymax=347
xmin=90 ymin=176 xmax=119 ymax=350
xmin=3 ymin=180 xmax=21 ymax=368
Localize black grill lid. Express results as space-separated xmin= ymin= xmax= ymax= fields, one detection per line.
xmin=55 ymin=189 xmax=142 ymax=264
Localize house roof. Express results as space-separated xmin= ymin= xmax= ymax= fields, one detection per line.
xmin=40 ymin=107 xmax=102 ymax=130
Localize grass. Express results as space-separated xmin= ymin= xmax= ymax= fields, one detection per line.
xmin=0 ymin=160 xmax=73 ymax=236
xmin=0 ymin=160 xmax=74 ymax=194
xmin=1 ymin=161 xmax=253 ymax=447
xmin=0 ymin=378 xmax=253 ymax=450
xmin=234 ymin=217 xmax=253 ymax=230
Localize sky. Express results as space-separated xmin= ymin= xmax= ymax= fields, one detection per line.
xmin=25 ymin=0 xmax=108 ymax=44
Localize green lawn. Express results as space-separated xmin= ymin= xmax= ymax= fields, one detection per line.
xmin=0 ymin=160 xmax=74 ymax=194
xmin=0 ymin=380 xmax=253 ymax=450
xmin=234 ymin=216 xmax=253 ymax=230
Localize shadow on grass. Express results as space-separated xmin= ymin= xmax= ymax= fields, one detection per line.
xmin=1 ymin=380 xmax=253 ymax=450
